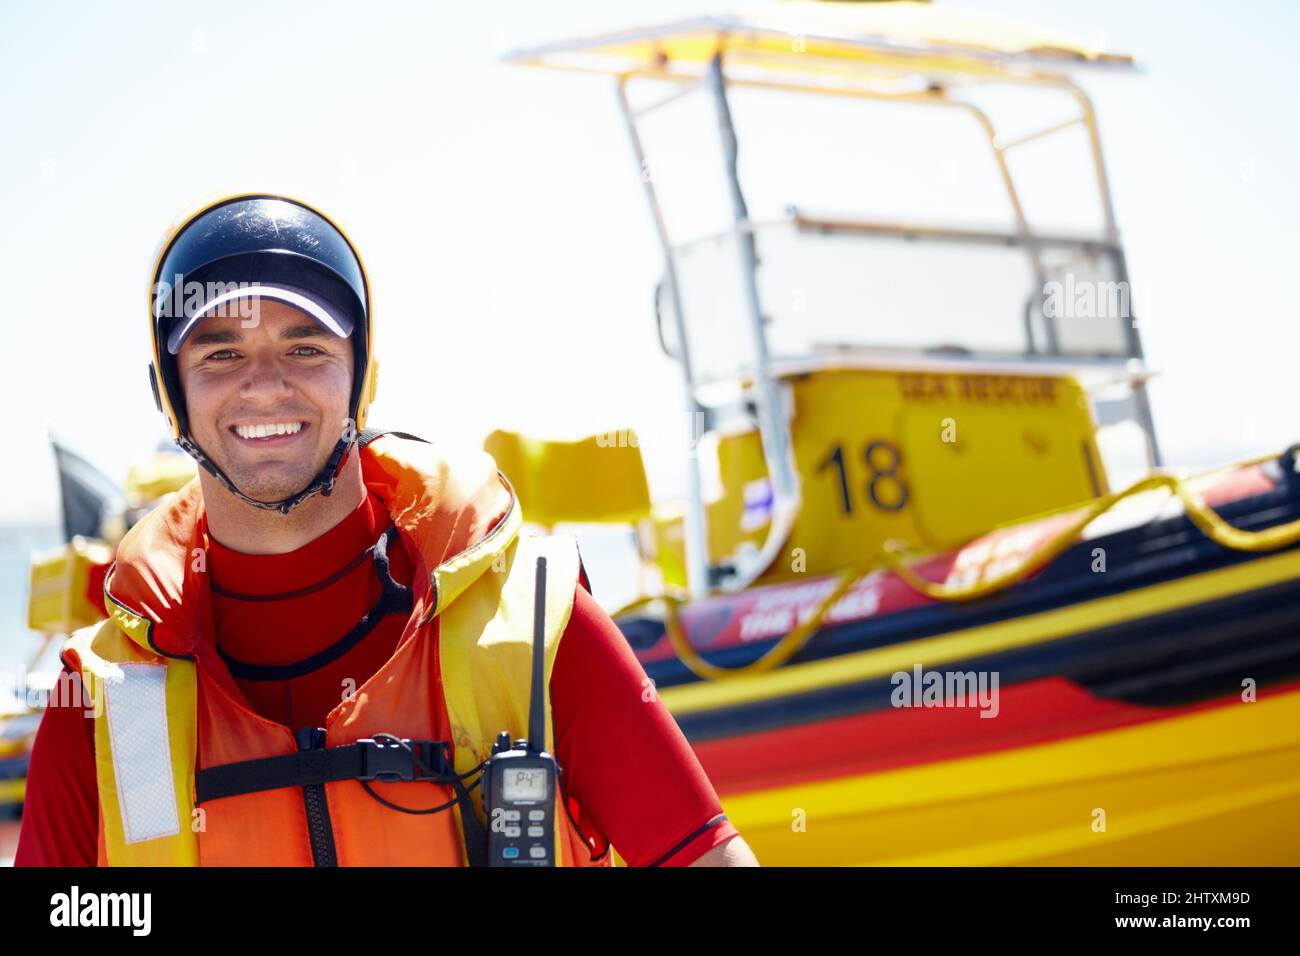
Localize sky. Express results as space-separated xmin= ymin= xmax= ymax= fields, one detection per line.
xmin=0 ymin=0 xmax=1298 ymax=528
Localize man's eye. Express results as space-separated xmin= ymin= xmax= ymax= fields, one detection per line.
xmin=206 ymin=349 xmax=239 ymax=361
xmin=291 ymin=345 xmax=324 ymax=356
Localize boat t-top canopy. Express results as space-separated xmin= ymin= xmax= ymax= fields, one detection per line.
xmin=504 ymin=2 xmax=1157 ymax=599
xmin=504 ymin=0 xmax=1137 ymax=87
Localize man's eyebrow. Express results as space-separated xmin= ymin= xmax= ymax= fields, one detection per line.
xmin=281 ymin=324 xmax=333 ymax=340
xmin=188 ymin=329 xmax=242 ymax=347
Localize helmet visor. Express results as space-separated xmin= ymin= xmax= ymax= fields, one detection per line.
xmin=164 ymin=283 xmax=354 ymax=354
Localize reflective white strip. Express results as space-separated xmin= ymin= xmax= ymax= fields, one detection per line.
xmin=104 ymin=663 xmax=180 ymax=844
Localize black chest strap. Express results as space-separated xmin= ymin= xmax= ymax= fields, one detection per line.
xmin=194 ymin=734 xmax=490 ymax=866
xmin=196 ymin=736 xmax=456 ymax=801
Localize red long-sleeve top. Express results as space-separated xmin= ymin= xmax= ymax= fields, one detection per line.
xmin=16 ymin=491 xmax=737 ymax=866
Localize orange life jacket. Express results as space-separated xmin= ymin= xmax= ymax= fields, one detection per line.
xmin=60 ymin=433 xmax=613 ymax=867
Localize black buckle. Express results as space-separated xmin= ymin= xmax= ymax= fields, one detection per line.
xmin=358 ymin=737 xmax=450 ymax=782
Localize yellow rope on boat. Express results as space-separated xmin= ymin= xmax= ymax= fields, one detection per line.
xmin=612 ymin=448 xmax=1300 ymax=681
xmin=613 ymin=563 xmax=870 ymax=682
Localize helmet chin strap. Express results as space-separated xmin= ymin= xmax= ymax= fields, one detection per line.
xmin=176 ymin=433 xmax=355 ymax=517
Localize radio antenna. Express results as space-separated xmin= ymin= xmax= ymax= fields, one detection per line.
xmin=529 ymin=556 xmax=547 ymax=752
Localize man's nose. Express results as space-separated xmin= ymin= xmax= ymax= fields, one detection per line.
xmin=239 ymin=352 xmax=295 ymax=401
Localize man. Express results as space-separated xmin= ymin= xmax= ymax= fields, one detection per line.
xmin=16 ymin=193 xmax=758 ymax=867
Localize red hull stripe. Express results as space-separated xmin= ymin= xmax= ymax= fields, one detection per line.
xmin=694 ymin=675 xmax=1300 ymax=796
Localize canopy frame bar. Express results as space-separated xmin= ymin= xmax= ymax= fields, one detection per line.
xmin=615 ymin=75 xmax=713 ymax=600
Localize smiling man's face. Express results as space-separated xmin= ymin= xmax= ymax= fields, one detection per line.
xmin=176 ymin=299 xmax=354 ymax=503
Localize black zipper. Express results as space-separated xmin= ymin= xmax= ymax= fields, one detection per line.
xmin=295 ymin=726 xmax=339 ymax=867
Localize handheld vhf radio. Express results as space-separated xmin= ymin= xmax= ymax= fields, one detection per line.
xmin=480 ymin=555 xmax=558 ymax=866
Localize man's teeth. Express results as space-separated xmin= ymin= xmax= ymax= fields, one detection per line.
xmin=235 ymin=422 xmax=303 ymax=440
